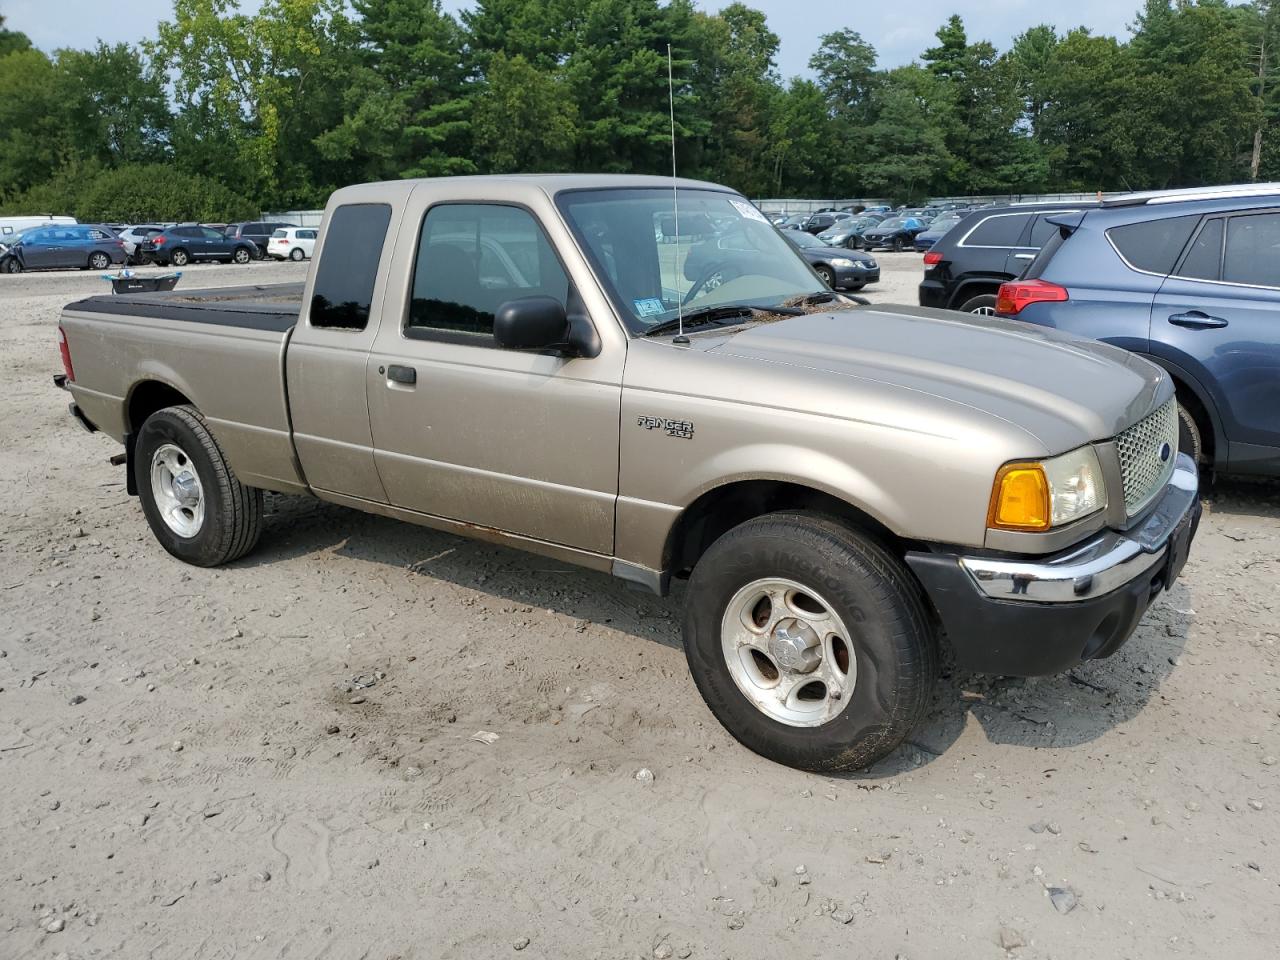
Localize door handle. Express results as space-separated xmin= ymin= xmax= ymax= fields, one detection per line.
xmin=386 ymin=364 xmax=417 ymax=385
xmin=1168 ymin=311 xmax=1228 ymax=329
xmin=1013 ymin=252 xmax=1035 ymax=260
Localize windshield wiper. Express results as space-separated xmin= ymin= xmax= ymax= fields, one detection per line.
xmin=643 ymin=303 xmax=805 ymax=338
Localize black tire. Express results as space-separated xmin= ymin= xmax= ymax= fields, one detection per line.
xmin=3 ymin=257 xmax=22 ymax=274
xmin=170 ymin=248 xmax=190 ymax=267
xmin=1177 ymin=400 xmax=1204 ymax=465
xmin=891 ymin=236 xmax=904 ymax=253
xmin=958 ymin=293 xmax=998 ymax=315
xmin=289 ymin=247 xmax=305 ymax=262
xmin=88 ymin=251 xmax=111 ymax=270
xmin=232 ymin=246 xmax=251 ymax=264
xmin=848 ymin=237 xmax=862 ymax=250
xmin=682 ymin=513 xmax=938 ymax=772
xmin=134 ymin=405 xmax=263 ymax=567
xmin=816 ymin=266 xmax=835 ymax=288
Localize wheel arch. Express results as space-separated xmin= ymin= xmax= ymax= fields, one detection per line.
xmin=947 ymin=275 xmax=1011 ymax=309
xmin=662 ymin=478 xmax=914 ymax=581
xmin=126 ymin=378 xmax=195 ymax=435
xmin=1138 ymin=353 xmax=1226 ymax=469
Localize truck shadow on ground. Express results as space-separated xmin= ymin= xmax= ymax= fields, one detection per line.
xmin=235 ymin=475 xmax=1278 ymax=776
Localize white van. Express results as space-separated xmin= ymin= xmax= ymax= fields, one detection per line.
xmin=0 ymin=215 xmax=77 ymax=240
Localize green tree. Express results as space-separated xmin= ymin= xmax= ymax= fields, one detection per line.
xmin=0 ymin=13 xmax=31 ymax=56
xmin=473 ymin=53 xmax=577 ymax=172
xmin=0 ymin=49 xmax=73 ymax=199
xmin=0 ymin=163 xmax=257 ymax=221
xmin=56 ymin=43 xmax=172 ymax=167
xmin=766 ymin=79 xmax=835 ymax=196
xmin=857 ymin=68 xmax=951 ymax=202
xmin=1008 ymin=24 xmax=1059 ymax=133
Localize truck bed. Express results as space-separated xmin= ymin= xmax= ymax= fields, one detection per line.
xmin=60 ymin=281 xmax=309 ymax=496
xmin=66 ymin=282 xmax=304 ymax=332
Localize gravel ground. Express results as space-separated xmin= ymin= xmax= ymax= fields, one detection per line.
xmin=1 ymin=254 xmax=1278 ymax=959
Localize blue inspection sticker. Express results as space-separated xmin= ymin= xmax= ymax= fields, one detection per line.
xmin=633 ymin=298 xmax=666 ymax=317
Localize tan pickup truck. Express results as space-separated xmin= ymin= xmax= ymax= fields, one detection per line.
xmin=56 ymin=175 xmax=1200 ymax=771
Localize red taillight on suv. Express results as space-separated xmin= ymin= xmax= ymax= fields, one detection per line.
xmin=152 ymin=235 xmax=166 ymax=246
xmin=58 ymin=326 xmax=75 ymax=382
xmin=922 ymin=251 xmax=943 ymax=265
xmin=996 ymin=279 xmax=1068 ymax=316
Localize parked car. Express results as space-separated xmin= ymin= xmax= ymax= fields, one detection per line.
xmin=1 ymin=224 xmax=126 ymax=273
xmin=141 ymin=225 xmax=258 ymax=267
xmin=861 ymin=216 xmax=927 ymax=252
xmin=817 ymin=214 xmax=885 ymax=249
xmin=224 ymin=221 xmax=298 ymax=258
xmin=54 ymin=172 xmax=1199 ymax=773
xmin=803 ymin=211 xmax=851 ymax=235
xmin=267 ymin=226 xmax=318 ymax=261
xmin=777 ymin=214 xmax=810 ymax=231
xmin=117 ymin=225 xmax=167 ymax=265
xmin=995 ymin=184 xmax=1280 ymax=476
xmin=782 ymin=228 xmax=879 ymax=290
xmin=917 ymin=201 xmax=1098 ymax=314
xmin=913 ymin=213 xmax=965 ymax=252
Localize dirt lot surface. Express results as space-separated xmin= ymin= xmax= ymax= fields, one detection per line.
xmin=2 ymin=255 xmax=1278 ymax=959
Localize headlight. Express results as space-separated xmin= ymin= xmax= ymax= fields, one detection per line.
xmin=866 ymin=258 xmax=877 ymax=268
xmin=987 ymin=446 xmax=1106 ymax=532
xmin=830 ymin=258 xmax=854 ymax=267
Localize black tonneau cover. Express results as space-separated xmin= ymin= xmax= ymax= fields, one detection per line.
xmin=65 ymin=282 xmax=303 ymax=333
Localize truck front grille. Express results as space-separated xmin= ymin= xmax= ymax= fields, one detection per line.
xmin=1116 ymin=399 xmax=1178 ymax=516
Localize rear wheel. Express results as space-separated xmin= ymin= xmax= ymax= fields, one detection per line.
xmin=170 ymin=248 xmax=190 ymax=267
xmin=134 ymin=405 xmax=263 ymax=567
xmin=289 ymin=247 xmax=305 ymax=261
xmin=958 ymin=293 xmax=998 ymax=315
xmin=88 ymin=251 xmax=111 ymax=270
xmin=682 ymin=513 xmax=938 ymax=772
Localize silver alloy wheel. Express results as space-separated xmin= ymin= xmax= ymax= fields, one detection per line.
xmin=90 ymin=252 xmax=110 ymax=270
xmin=720 ymin=577 xmax=856 ymax=727
xmin=150 ymin=442 xmax=205 ymax=538
xmin=233 ymin=247 xmax=250 ymax=264
xmin=970 ymin=305 xmax=997 ymax=316
xmin=290 ymin=247 xmax=304 ymax=261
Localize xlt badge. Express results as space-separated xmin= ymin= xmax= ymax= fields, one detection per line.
xmin=637 ymin=415 xmax=694 ymax=440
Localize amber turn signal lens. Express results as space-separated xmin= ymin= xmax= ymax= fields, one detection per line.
xmin=987 ymin=463 xmax=1051 ymax=532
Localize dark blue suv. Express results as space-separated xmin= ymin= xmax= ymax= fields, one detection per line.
xmin=997 ymin=186 xmax=1280 ymax=477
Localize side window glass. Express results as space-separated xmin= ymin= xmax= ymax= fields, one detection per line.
xmin=407 ymin=204 xmax=569 ymax=339
xmin=1224 ymin=213 xmax=1280 ymax=287
xmin=1028 ymin=215 xmax=1063 ymax=247
xmin=310 ymin=203 xmax=393 ymax=330
xmin=1107 ymin=215 xmax=1199 ymax=275
xmin=1177 ymin=219 xmax=1224 ymax=281
xmin=202 ymin=227 xmax=223 ymax=240
xmin=964 ymin=214 xmax=1031 ymax=247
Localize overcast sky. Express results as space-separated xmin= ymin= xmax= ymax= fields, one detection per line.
xmin=4 ymin=0 xmax=1141 ymax=76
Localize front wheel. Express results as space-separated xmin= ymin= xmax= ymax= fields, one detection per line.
xmin=1177 ymin=400 xmax=1205 ymax=466
xmin=232 ymin=246 xmax=251 ymax=264
xmin=135 ymin=405 xmax=263 ymax=567
xmin=891 ymin=236 xmax=904 ymax=253
xmin=816 ymin=266 xmax=835 ymax=288
xmin=88 ymin=252 xmax=111 ymax=270
xmin=682 ymin=513 xmax=938 ymax=772
xmin=3 ymin=257 xmax=21 ymax=274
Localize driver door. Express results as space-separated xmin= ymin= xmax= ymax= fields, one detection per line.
xmin=366 ymin=195 xmax=625 ymax=555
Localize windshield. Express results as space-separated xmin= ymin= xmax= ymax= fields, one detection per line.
xmin=878 ymin=218 xmax=906 ymax=230
xmin=928 ymin=216 xmax=962 ymax=233
xmin=788 ymin=230 xmax=825 ymax=248
xmin=557 ymin=188 xmax=822 ymax=333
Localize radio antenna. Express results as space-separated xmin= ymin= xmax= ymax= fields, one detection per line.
xmin=667 ymin=43 xmax=687 ymax=344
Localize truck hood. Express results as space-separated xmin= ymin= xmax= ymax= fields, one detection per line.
xmin=702 ymin=304 xmax=1168 ymax=453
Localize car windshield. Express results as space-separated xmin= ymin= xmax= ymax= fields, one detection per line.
xmin=878 ymin=218 xmax=906 ymax=230
xmin=781 ymin=214 xmax=808 ymax=225
xmin=788 ymin=230 xmax=825 ymax=248
xmin=929 ymin=216 xmax=962 ymax=232
xmin=557 ymin=188 xmax=822 ymax=334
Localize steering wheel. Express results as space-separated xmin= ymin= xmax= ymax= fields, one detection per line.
xmin=682 ymin=262 xmax=740 ymax=305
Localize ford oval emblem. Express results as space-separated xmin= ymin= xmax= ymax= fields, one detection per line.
xmin=1159 ymin=442 xmax=1172 ymax=463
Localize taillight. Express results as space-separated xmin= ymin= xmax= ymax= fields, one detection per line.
xmin=153 ymin=235 xmax=166 ymax=246
xmin=996 ymin=279 xmax=1068 ymax=316
xmin=923 ymin=251 xmax=942 ymax=265
xmin=58 ymin=326 xmax=75 ymax=382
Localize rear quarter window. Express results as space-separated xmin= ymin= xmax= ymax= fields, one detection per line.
xmin=309 ymin=203 xmax=393 ymax=330
xmin=963 ymin=213 xmax=1032 ymax=247
xmin=1106 ymin=214 xmax=1200 ymax=275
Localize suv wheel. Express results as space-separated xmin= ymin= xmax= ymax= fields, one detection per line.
xmin=232 ymin=246 xmax=251 ymax=264
xmin=289 ymin=247 xmax=305 ymax=262
xmin=891 ymin=237 xmax=904 ymax=253
xmin=170 ymin=248 xmax=190 ymax=267
xmin=135 ymin=405 xmax=264 ymax=567
xmin=88 ymin=252 xmax=111 ymax=270
xmin=1177 ymin=401 xmax=1204 ymax=466
xmin=682 ymin=513 xmax=938 ymax=772
xmin=958 ymin=293 xmax=998 ymax=315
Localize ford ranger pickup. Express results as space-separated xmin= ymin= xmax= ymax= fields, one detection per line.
xmin=55 ymin=174 xmax=1200 ymax=772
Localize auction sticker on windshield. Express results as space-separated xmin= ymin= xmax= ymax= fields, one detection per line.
xmin=730 ymin=200 xmax=769 ymax=224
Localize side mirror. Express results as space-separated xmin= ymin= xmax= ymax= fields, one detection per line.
xmin=494 ymin=295 xmax=573 ymax=352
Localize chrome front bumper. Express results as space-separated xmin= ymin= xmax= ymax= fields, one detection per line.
xmin=961 ymin=453 xmax=1199 ymax=604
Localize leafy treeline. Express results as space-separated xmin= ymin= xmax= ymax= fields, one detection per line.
xmin=2 ymin=0 xmax=1279 ymax=219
